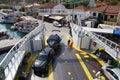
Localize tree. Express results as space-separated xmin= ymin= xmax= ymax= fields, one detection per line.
xmin=107 ymin=0 xmax=118 ymax=5
xmin=19 ymin=7 xmax=25 ymax=12
xmin=97 ymin=13 xmax=103 ymax=24
xmin=80 ymin=1 xmax=88 ymax=6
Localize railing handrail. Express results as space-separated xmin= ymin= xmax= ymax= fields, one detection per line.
xmin=0 ymin=21 xmax=44 ymax=68
xmin=82 ymin=27 xmax=120 ymax=59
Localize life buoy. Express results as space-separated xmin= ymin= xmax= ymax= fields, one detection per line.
xmin=93 ymin=42 xmax=97 ymax=47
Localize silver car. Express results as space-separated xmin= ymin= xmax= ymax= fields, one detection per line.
xmin=102 ymin=65 xmax=120 ymax=80
xmin=53 ymin=21 xmax=62 ymax=27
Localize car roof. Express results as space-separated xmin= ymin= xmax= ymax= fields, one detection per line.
xmin=40 ymin=47 xmax=53 ymax=55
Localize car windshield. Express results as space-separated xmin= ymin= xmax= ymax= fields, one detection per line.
xmin=37 ymin=55 xmax=48 ymax=61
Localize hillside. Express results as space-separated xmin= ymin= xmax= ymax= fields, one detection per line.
xmin=95 ymin=0 xmax=120 ymax=6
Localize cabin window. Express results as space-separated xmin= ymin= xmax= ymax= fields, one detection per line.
xmin=93 ymin=13 xmax=96 ymax=17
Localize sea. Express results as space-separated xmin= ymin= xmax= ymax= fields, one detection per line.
xmin=0 ymin=14 xmax=26 ymax=61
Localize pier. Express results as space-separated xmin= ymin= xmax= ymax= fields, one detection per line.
xmin=0 ymin=39 xmax=20 ymax=51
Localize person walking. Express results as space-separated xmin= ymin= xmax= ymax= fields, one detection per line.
xmin=69 ymin=41 xmax=73 ymax=48
xmin=67 ymin=39 xmax=71 ymax=47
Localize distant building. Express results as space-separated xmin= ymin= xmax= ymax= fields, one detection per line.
xmin=104 ymin=6 xmax=120 ymax=23
xmin=24 ymin=3 xmax=41 ymax=15
xmin=88 ymin=5 xmax=120 ymax=25
xmin=88 ymin=5 xmax=107 ymax=18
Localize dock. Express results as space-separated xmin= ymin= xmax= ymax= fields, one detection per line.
xmin=0 ymin=39 xmax=20 ymax=51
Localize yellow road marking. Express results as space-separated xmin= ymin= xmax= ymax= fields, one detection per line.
xmin=26 ymin=54 xmax=37 ymax=73
xmin=92 ymin=70 xmax=96 ymax=73
xmin=45 ymin=36 xmax=48 ymax=46
xmin=101 ymin=76 xmax=106 ymax=80
xmin=84 ymin=55 xmax=89 ymax=58
xmin=48 ymin=63 xmax=54 ymax=80
xmin=75 ymin=54 xmax=93 ymax=80
xmin=89 ymin=54 xmax=105 ymax=66
xmin=67 ymin=72 xmax=72 ymax=75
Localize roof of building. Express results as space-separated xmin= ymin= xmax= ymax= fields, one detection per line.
xmin=87 ymin=5 xmax=120 ymax=15
xmin=88 ymin=5 xmax=108 ymax=12
xmin=105 ymin=5 xmax=120 ymax=14
xmin=74 ymin=6 xmax=87 ymax=11
xmin=39 ymin=2 xmax=57 ymax=9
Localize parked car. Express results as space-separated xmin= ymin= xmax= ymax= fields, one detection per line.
xmin=32 ymin=47 xmax=55 ymax=73
xmin=47 ymin=34 xmax=61 ymax=49
xmin=53 ymin=21 xmax=62 ymax=27
xmin=101 ymin=65 xmax=120 ymax=80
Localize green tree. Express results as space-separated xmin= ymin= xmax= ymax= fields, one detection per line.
xmin=107 ymin=0 xmax=118 ymax=5
xmin=19 ymin=7 xmax=25 ymax=12
xmin=97 ymin=13 xmax=103 ymax=24
xmin=80 ymin=1 xmax=88 ymax=6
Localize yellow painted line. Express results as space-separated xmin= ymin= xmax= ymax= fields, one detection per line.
xmin=84 ymin=55 xmax=89 ymax=58
xmin=92 ymin=70 xmax=96 ymax=73
xmin=75 ymin=54 xmax=93 ymax=80
xmin=80 ymin=52 xmax=87 ymax=55
xmin=66 ymin=36 xmax=81 ymax=51
xmin=89 ymin=54 xmax=105 ymax=66
xmin=101 ymin=76 xmax=106 ymax=80
xmin=45 ymin=36 xmax=48 ymax=46
xmin=67 ymin=72 xmax=72 ymax=75
xmin=26 ymin=54 xmax=37 ymax=72
xmin=48 ymin=63 xmax=54 ymax=80
xmin=15 ymin=74 xmax=22 ymax=80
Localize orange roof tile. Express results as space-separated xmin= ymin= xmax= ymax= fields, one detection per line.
xmin=88 ymin=5 xmax=108 ymax=12
xmin=105 ymin=5 xmax=120 ymax=14
xmin=39 ymin=2 xmax=57 ymax=9
xmin=74 ymin=6 xmax=87 ymax=11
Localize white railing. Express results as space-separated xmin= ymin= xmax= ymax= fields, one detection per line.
xmin=0 ymin=22 xmax=45 ymax=80
xmin=83 ymin=28 xmax=120 ymax=60
xmin=71 ymin=23 xmax=120 ymax=60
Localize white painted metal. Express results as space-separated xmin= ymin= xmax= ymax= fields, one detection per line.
xmin=0 ymin=22 xmax=45 ymax=80
xmin=71 ymin=23 xmax=120 ymax=60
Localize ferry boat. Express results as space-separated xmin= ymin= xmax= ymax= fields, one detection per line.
xmin=12 ymin=20 xmax=39 ymax=33
xmin=0 ymin=9 xmax=120 ymax=80
xmin=0 ymin=9 xmax=26 ymax=24
xmin=11 ymin=16 xmax=39 ymax=33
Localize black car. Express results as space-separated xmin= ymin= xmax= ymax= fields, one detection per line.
xmin=32 ymin=47 xmax=55 ymax=73
xmin=47 ymin=34 xmax=61 ymax=49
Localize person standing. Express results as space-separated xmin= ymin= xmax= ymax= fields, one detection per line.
xmin=67 ymin=40 xmax=71 ymax=47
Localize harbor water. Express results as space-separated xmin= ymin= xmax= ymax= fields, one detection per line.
xmin=0 ymin=14 xmax=26 ymax=60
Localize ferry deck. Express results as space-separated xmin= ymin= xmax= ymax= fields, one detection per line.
xmin=14 ymin=21 xmax=106 ymax=80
